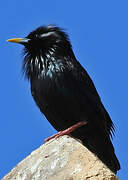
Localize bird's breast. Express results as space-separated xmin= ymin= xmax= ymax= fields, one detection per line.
xmin=30 ymin=69 xmax=83 ymax=131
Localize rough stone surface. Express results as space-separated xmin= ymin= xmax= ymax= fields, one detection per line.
xmin=2 ymin=135 xmax=119 ymax=180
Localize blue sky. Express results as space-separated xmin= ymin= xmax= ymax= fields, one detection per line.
xmin=0 ymin=0 xmax=127 ymax=179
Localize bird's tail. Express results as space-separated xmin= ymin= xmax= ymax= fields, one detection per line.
xmin=82 ymin=128 xmax=120 ymax=174
xmin=71 ymin=123 xmax=120 ymax=174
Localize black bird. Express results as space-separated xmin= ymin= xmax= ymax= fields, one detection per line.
xmin=7 ymin=25 xmax=120 ymax=173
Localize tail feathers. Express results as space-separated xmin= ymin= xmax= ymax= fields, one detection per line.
xmin=82 ymin=134 xmax=120 ymax=174
xmin=71 ymin=121 xmax=120 ymax=174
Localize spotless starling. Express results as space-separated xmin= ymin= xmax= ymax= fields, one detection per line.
xmin=7 ymin=25 xmax=120 ymax=173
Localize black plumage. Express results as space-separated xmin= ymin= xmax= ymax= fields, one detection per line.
xmin=7 ymin=25 xmax=120 ymax=173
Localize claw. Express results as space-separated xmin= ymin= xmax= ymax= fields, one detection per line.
xmin=44 ymin=121 xmax=87 ymax=142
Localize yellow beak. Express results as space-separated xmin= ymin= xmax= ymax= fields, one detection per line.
xmin=7 ymin=38 xmax=30 ymax=44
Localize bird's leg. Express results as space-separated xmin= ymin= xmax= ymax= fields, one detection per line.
xmin=45 ymin=121 xmax=87 ymax=142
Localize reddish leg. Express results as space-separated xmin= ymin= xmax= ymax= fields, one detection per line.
xmin=45 ymin=121 xmax=87 ymax=142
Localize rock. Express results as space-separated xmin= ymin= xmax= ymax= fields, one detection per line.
xmin=2 ymin=135 xmax=119 ymax=180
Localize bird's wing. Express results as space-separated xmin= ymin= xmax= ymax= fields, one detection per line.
xmin=64 ymin=59 xmax=114 ymax=137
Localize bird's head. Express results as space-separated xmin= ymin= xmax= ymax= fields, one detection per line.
xmin=7 ymin=25 xmax=74 ymax=79
xmin=7 ymin=25 xmax=72 ymax=55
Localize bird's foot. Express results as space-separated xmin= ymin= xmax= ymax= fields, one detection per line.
xmin=44 ymin=121 xmax=87 ymax=142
